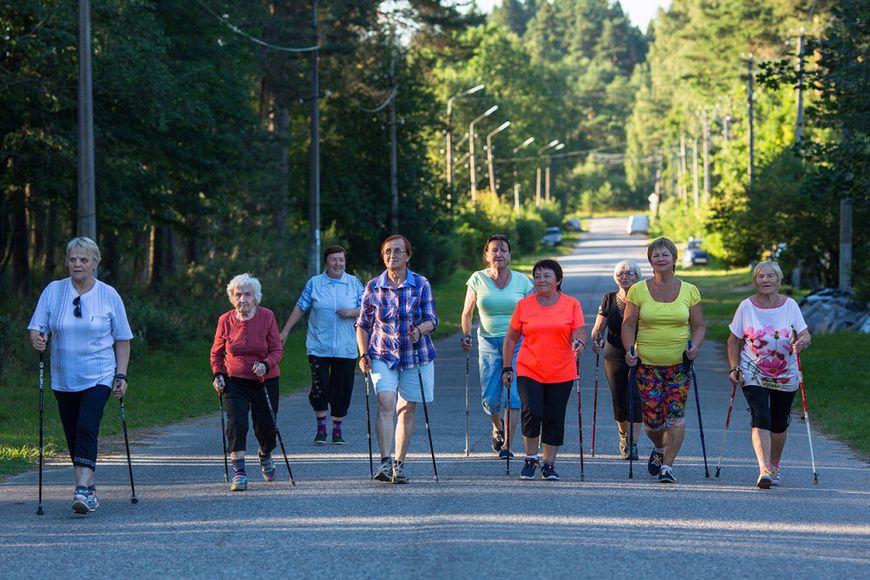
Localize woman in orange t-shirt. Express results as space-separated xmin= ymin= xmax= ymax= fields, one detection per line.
xmin=502 ymin=259 xmax=586 ymax=481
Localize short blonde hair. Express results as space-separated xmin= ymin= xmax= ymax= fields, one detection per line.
xmin=613 ymin=260 xmax=642 ymax=284
xmin=66 ymin=236 xmax=101 ymax=266
xmin=753 ymin=260 xmax=783 ymax=284
xmin=647 ymin=237 xmax=678 ymax=271
xmin=226 ymin=273 xmax=262 ymax=304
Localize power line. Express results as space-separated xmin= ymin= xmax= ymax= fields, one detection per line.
xmin=194 ymin=0 xmax=319 ymax=53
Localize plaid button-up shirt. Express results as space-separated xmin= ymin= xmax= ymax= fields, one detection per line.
xmin=356 ymin=268 xmax=438 ymax=370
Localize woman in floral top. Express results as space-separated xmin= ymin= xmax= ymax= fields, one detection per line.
xmin=727 ymin=260 xmax=811 ymax=489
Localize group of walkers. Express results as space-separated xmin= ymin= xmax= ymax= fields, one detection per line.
xmin=27 ymin=232 xmax=811 ymax=513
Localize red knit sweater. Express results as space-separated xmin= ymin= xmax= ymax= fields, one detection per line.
xmin=210 ymin=307 xmax=283 ymax=380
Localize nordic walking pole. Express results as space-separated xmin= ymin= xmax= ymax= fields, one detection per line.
xmin=118 ymin=396 xmax=139 ymax=504
xmin=218 ymin=392 xmax=230 ymax=482
xmin=627 ymin=346 xmax=637 ymax=480
xmin=414 ymin=344 xmax=439 ymax=482
xmin=574 ymin=340 xmax=585 ymax=481
xmin=363 ymin=372 xmax=374 ymax=478
xmin=795 ymin=348 xmax=818 ymax=485
xmin=36 ymin=340 xmax=45 ymax=516
xmin=260 ymin=378 xmax=296 ymax=486
xmin=591 ymin=334 xmax=600 ymax=457
xmin=715 ymin=382 xmax=738 ymax=478
xmin=464 ymin=347 xmax=470 ymax=457
xmin=687 ymin=341 xmax=710 ymax=478
xmin=505 ymin=396 xmax=511 ymax=476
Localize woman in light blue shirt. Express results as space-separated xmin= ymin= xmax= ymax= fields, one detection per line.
xmin=280 ymin=245 xmax=364 ymax=445
xmin=461 ymin=234 xmax=533 ymax=458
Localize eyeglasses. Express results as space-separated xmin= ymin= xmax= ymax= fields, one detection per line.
xmin=616 ymin=272 xmax=637 ymax=278
xmin=72 ymin=296 xmax=81 ymax=318
xmin=382 ymin=249 xmax=406 ymax=256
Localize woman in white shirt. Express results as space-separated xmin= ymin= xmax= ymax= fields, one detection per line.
xmin=28 ymin=237 xmax=133 ymax=514
xmin=727 ymin=260 xmax=811 ymax=489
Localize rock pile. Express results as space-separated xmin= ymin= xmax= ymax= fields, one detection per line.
xmin=799 ymin=289 xmax=870 ymax=334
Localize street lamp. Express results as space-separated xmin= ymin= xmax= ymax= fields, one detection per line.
xmin=469 ymin=105 xmax=499 ymax=202
xmin=536 ymin=139 xmax=560 ymax=207
xmin=512 ymin=137 xmax=535 ymax=210
xmin=545 ymin=142 xmax=565 ymax=202
xmin=486 ymin=121 xmax=511 ymax=196
xmin=446 ymin=84 xmax=485 ymax=191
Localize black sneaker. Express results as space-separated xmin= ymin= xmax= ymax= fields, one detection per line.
xmin=629 ymin=443 xmax=639 ymax=460
xmin=391 ymin=460 xmax=409 ymax=484
xmin=540 ymin=462 xmax=560 ymax=480
xmin=491 ymin=429 xmax=505 ymax=453
xmin=648 ymin=450 xmax=664 ymax=476
xmin=658 ymin=467 xmax=676 ymax=483
xmin=520 ymin=457 xmax=539 ymax=480
xmin=498 ymin=449 xmax=515 ymax=460
xmin=373 ymin=458 xmax=392 ymax=482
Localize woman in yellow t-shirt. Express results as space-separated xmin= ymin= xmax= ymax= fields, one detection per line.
xmin=621 ymin=238 xmax=706 ymax=484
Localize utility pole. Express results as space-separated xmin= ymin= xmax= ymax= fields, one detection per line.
xmin=702 ymin=109 xmax=710 ymax=200
xmin=747 ymin=55 xmax=755 ymax=187
xmin=77 ymin=0 xmax=96 ymax=240
xmin=388 ymin=41 xmax=399 ymax=233
xmin=795 ymin=31 xmax=805 ymax=150
xmin=535 ymin=167 xmax=541 ymax=207
xmin=446 ymin=84 xmax=484 ymax=197
xmin=692 ymin=138 xmax=699 ymax=208
xmin=486 ymin=121 xmax=511 ymax=196
xmin=468 ymin=105 xmax=498 ymax=202
xmin=307 ymin=0 xmax=321 ymax=277
xmin=679 ymin=134 xmax=687 ymax=202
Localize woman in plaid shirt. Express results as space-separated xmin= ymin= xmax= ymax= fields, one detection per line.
xmin=357 ymin=235 xmax=438 ymax=484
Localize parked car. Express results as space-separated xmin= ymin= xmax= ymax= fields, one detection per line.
xmin=682 ymin=237 xmax=710 ymax=268
xmin=563 ymin=217 xmax=582 ymax=232
xmin=626 ymin=215 xmax=649 ymax=235
xmin=540 ymin=226 xmax=562 ymax=247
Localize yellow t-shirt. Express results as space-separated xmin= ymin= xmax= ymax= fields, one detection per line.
xmin=626 ymin=280 xmax=701 ymax=366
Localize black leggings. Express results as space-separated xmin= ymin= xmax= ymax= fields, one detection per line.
xmin=224 ymin=376 xmax=279 ymax=454
xmin=308 ymin=355 xmax=356 ymax=417
xmin=54 ymin=385 xmax=111 ymax=470
xmin=603 ymin=343 xmax=642 ymax=423
xmin=742 ymin=385 xmax=796 ymax=433
xmin=516 ymin=377 xmax=573 ymax=446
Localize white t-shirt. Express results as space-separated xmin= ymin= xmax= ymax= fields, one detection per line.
xmin=728 ymin=296 xmax=807 ymax=392
xmin=28 ymin=278 xmax=134 ymax=392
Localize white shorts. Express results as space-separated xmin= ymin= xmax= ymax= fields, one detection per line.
xmin=371 ymin=358 xmax=435 ymax=403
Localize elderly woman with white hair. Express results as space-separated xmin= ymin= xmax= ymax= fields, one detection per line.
xmin=727 ymin=260 xmax=810 ymax=489
xmin=28 ymin=236 xmax=133 ymax=514
xmin=210 ymin=273 xmax=283 ymax=492
xmin=590 ymin=260 xmax=644 ymax=460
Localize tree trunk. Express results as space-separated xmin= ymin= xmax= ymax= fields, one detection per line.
xmin=11 ymin=186 xmax=30 ymax=296
xmin=273 ymin=103 xmax=290 ymax=239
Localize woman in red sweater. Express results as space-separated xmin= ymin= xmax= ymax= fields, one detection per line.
xmin=210 ymin=273 xmax=283 ymax=491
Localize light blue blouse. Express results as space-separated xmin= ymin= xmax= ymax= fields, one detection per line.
xmin=296 ymin=272 xmax=364 ymax=359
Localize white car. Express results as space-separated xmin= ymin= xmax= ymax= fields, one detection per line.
xmin=626 ymin=215 xmax=650 ymax=235
xmin=540 ymin=226 xmax=562 ymax=246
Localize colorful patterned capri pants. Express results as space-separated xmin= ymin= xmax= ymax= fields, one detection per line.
xmin=635 ymin=363 xmax=690 ymax=432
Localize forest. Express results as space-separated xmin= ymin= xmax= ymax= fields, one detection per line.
xmin=1 ymin=0 xmax=866 ymax=356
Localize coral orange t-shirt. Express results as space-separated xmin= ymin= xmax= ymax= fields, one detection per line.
xmin=509 ymin=293 xmax=585 ymax=383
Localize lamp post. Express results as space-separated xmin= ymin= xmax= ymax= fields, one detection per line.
xmin=512 ymin=137 xmax=534 ymax=210
xmin=535 ymin=139 xmax=559 ymax=207
xmin=486 ymin=121 xmax=511 ymax=196
xmin=469 ymin=105 xmax=498 ymax=202
xmin=545 ymin=142 xmax=565 ymax=202
xmin=446 ymin=84 xmax=484 ymax=191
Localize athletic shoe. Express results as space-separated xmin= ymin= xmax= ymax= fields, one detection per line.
xmin=314 ymin=431 xmax=328 ymax=445
xmin=629 ymin=443 xmax=639 ymax=461
xmin=391 ymin=460 xmax=409 ymax=484
xmin=618 ymin=433 xmax=629 ymax=459
xmin=373 ymin=458 xmax=393 ymax=482
xmin=498 ymin=449 xmax=515 ymax=460
xmin=230 ymin=472 xmax=248 ymax=491
xmin=331 ymin=432 xmax=346 ymax=445
xmin=540 ymin=462 xmax=560 ymax=481
xmin=648 ymin=450 xmax=664 ymax=476
xmin=72 ymin=486 xmax=89 ymax=514
xmin=519 ymin=457 xmax=539 ymax=480
xmin=757 ymin=468 xmax=773 ymax=489
xmin=658 ymin=467 xmax=676 ymax=483
xmin=86 ymin=487 xmax=99 ymax=512
xmin=260 ymin=456 xmax=277 ymax=482
xmin=491 ymin=429 xmax=505 ymax=453
xmin=771 ymin=465 xmax=782 ymax=486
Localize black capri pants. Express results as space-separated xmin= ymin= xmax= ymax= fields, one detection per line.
xmin=308 ymin=355 xmax=356 ymax=417
xmin=224 ymin=376 xmax=279 ymax=454
xmin=604 ymin=342 xmax=642 ymax=423
xmin=516 ymin=376 xmax=573 ymax=446
xmin=54 ymin=385 xmax=111 ymax=470
xmin=741 ymin=385 xmax=796 ymax=433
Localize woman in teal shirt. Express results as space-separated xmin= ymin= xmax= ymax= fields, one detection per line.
xmin=461 ymin=234 xmax=533 ymax=458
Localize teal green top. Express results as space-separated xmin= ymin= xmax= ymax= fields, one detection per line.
xmin=467 ymin=269 xmax=533 ymax=338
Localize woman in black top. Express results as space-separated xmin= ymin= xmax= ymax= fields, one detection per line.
xmin=590 ymin=260 xmax=643 ymax=459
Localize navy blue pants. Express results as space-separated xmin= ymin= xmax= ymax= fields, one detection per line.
xmin=54 ymin=385 xmax=111 ymax=470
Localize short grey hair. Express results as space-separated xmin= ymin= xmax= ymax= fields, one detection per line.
xmin=613 ymin=260 xmax=642 ymax=284
xmin=226 ymin=273 xmax=262 ymax=304
xmin=753 ymin=260 xmax=783 ymax=284
xmin=65 ymin=236 xmax=101 ymax=266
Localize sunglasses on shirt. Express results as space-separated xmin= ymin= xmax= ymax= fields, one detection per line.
xmin=73 ymin=296 xmax=82 ymax=318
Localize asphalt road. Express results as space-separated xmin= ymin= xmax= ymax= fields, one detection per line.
xmin=2 ymin=217 xmax=868 ymax=579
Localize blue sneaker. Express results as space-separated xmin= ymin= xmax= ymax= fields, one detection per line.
xmin=540 ymin=462 xmax=560 ymax=481
xmin=230 ymin=472 xmax=248 ymax=491
xmin=520 ymin=457 xmax=539 ymax=480
xmin=260 ymin=455 xmax=277 ymax=482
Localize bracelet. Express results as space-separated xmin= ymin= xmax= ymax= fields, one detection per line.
xmin=114 ymin=373 xmax=127 ymax=381
xmin=258 ymin=361 xmax=270 ymax=373
xmin=729 ymin=367 xmax=740 ymax=374
xmin=501 ymin=367 xmax=513 ymax=375
xmin=577 ymin=341 xmax=586 ymax=348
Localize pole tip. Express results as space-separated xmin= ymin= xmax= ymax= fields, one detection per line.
xmin=36 ymin=506 xmax=44 ymax=515
xmin=131 ymin=497 xmax=139 ymax=504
